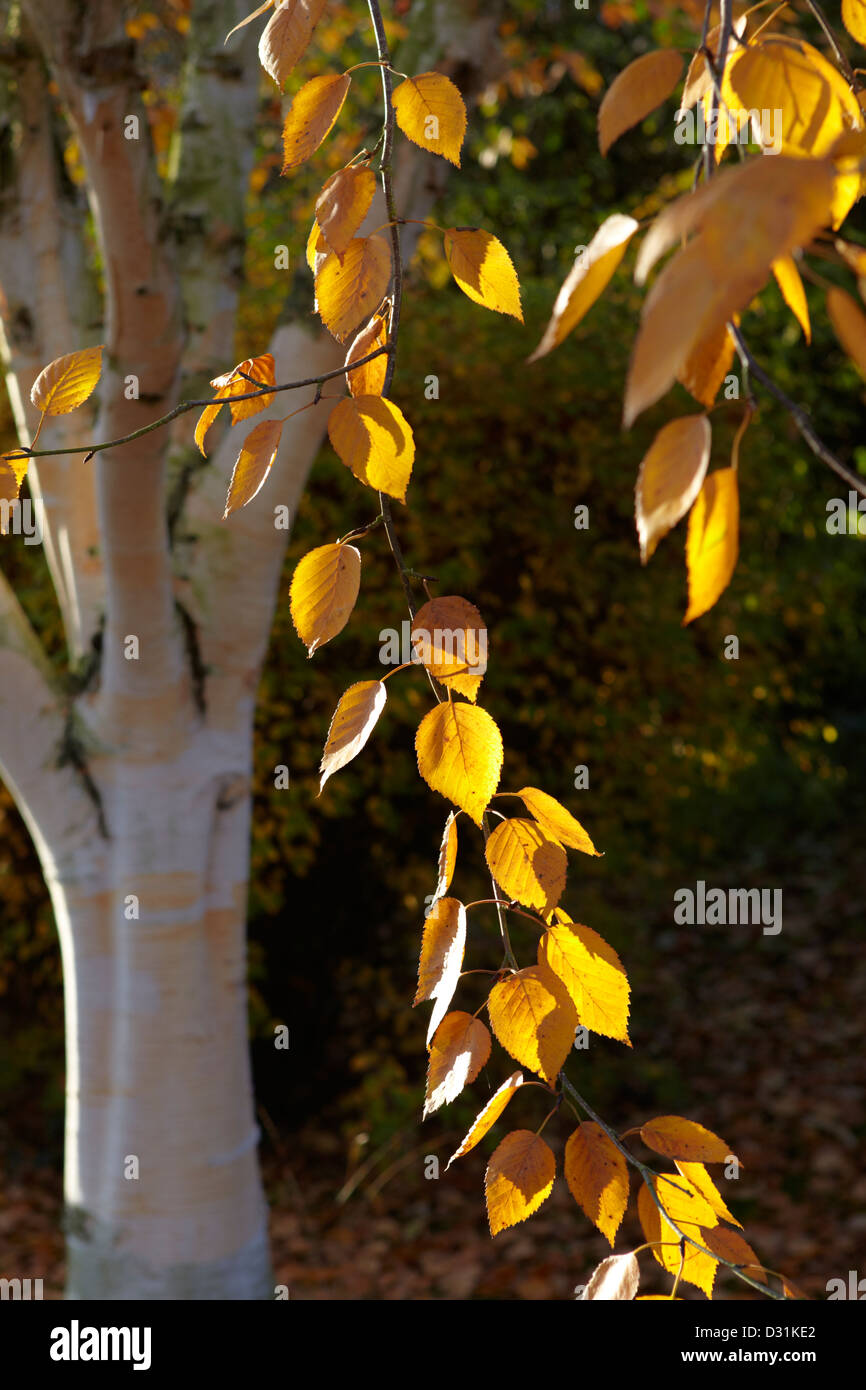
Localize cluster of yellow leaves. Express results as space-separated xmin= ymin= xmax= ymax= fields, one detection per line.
xmin=530 ymin=14 xmax=866 ymax=627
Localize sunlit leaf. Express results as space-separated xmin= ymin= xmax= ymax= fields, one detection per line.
xmin=224 ymin=418 xmax=284 ymax=517
xmin=484 ymin=817 xmax=567 ymax=914
xmin=289 ymin=541 xmax=361 ymax=656
xmin=413 ymin=895 xmax=467 ymax=1046
xmin=528 ymin=214 xmax=638 ymax=361
xmin=415 ymin=701 xmax=503 ymax=827
xmin=635 ymin=415 xmax=712 ymax=564
xmin=684 ymin=468 xmax=739 ymax=624
xmin=516 ymin=786 xmax=599 ymax=856
xmin=328 ymin=394 xmax=414 ymax=501
xmin=411 ymin=594 xmax=487 ymax=701
xmin=564 ymin=1122 xmax=629 ymax=1247
xmin=316 ymin=234 xmax=392 ymax=341
xmin=772 ymin=255 xmax=811 ymax=341
xmin=539 ymin=918 xmax=631 ymax=1044
xmin=485 ymin=1130 xmax=555 ymax=1236
xmin=344 ymin=313 xmax=389 ymax=397
xmin=318 ymin=679 xmax=386 ymax=791
xmin=425 ymin=1011 xmax=491 ymax=1116
xmin=641 ymin=1115 xmax=738 ymax=1165
xmin=598 ymin=50 xmax=684 ymax=156
xmin=316 ymin=164 xmax=377 ymax=261
xmin=30 ymin=345 xmax=103 ymax=416
xmin=259 ymin=0 xmax=326 ymax=87
xmin=443 ymin=228 xmax=523 ymax=320
xmin=638 ymin=1176 xmax=719 ymax=1298
xmin=392 ymin=72 xmax=467 ymax=166
xmin=827 ymin=285 xmax=866 ymax=376
xmin=487 ymin=964 xmax=577 ymax=1084
xmin=580 ymin=1252 xmax=639 ymax=1300
xmin=446 ymin=1071 xmax=523 ymax=1168
xmin=281 ymin=72 xmax=351 ymax=172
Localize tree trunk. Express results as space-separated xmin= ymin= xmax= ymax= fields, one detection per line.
xmin=0 ymin=0 xmax=505 ymax=1299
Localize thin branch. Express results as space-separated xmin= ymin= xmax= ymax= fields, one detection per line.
xmin=729 ymin=323 xmax=866 ymax=497
xmin=805 ymin=0 xmax=861 ymax=92
xmin=561 ymin=1076 xmax=787 ymax=1301
xmin=5 ymin=348 xmax=391 ymax=463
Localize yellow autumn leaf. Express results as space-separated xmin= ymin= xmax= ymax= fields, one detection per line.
xmin=539 ymin=919 xmax=631 ymax=1044
xmin=345 ymin=313 xmax=389 ymax=397
xmin=259 ymin=0 xmax=326 ymax=87
xmin=484 ymin=818 xmax=567 ymax=914
xmin=413 ymin=895 xmax=467 ymax=1045
xmin=701 ymin=1226 xmax=766 ymax=1284
xmin=411 ymin=594 xmax=487 ymax=702
xmin=316 ymin=165 xmax=377 ymax=261
xmin=392 ymin=71 xmax=467 ymax=166
xmin=827 ymin=285 xmax=866 ymax=376
xmin=638 ymin=1176 xmax=719 ymax=1298
xmin=289 ymin=541 xmax=361 ymax=656
xmin=306 ymin=218 xmax=328 ymax=273
xmin=843 ymin=0 xmax=866 ymax=44
xmin=684 ymin=467 xmax=739 ymax=624
xmin=224 ymin=418 xmax=284 ymax=517
xmin=446 ymin=1071 xmax=524 ymax=1168
xmin=318 ymin=679 xmax=386 ymax=792
xmin=225 ymin=0 xmax=273 ymax=44
xmin=516 ymin=786 xmax=599 ymax=856
xmin=677 ymin=321 xmax=736 ymax=409
xmin=487 ymin=964 xmax=577 ymax=1083
xmin=675 ymin=1161 xmax=741 ymax=1228
xmin=678 ymin=16 xmax=747 ymax=114
xmin=316 ymin=234 xmax=392 ymax=341
xmin=640 ymin=1115 xmax=738 ymax=1165
xmin=433 ymin=810 xmax=459 ymax=902
xmin=415 ymin=701 xmax=503 ymax=827
xmin=772 ymin=255 xmax=811 ymax=341
xmin=598 ymin=49 xmax=684 ymax=156
xmin=528 ymin=214 xmax=638 ymax=362
xmin=626 ymin=157 xmax=835 ymax=426
xmin=0 ymin=460 xmax=22 ymax=529
xmin=30 ymin=345 xmax=103 ymax=416
xmin=195 ymin=353 xmax=277 ymax=456
xmin=485 ymin=1130 xmax=555 ymax=1237
xmin=564 ymin=1122 xmax=629 ymax=1247
xmin=1 ymin=452 xmax=29 ymax=494
xmin=425 ymin=1011 xmax=491 ymax=1116
xmin=635 ymin=415 xmax=712 ymax=564
xmin=443 ymin=228 xmax=523 ymax=320
xmin=281 ymin=72 xmax=351 ymax=172
xmin=327 ymin=394 xmax=414 ymax=502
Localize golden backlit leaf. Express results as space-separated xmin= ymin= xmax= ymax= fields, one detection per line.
xmin=487 ymin=964 xmax=577 ymax=1084
xmin=316 ymin=234 xmax=392 ymax=341
xmin=413 ymin=895 xmax=467 ymax=1046
xmin=194 ymin=353 xmax=277 ymax=455
xmin=306 ymin=218 xmax=328 ymax=272
xmin=635 ymin=415 xmax=712 ymax=564
xmin=259 ymin=0 xmax=326 ymax=86
xmin=677 ymin=321 xmax=737 ymax=409
xmin=678 ymin=17 xmax=747 ymax=114
xmin=289 ymin=541 xmax=361 ymax=656
xmin=30 ymin=345 xmax=103 ymax=416
xmin=425 ymin=1011 xmax=491 ymax=1116
xmin=318 ymin=679 xmax=386 ymax=792
xmin=772 ymin=255 xmax=811 ymax=341
xmin=316 ymin=164 xmax=377 ymax=260
xmin=443 ymin=228 xmax=523 ymax=320
xmin=415 ymin=701 xmax=503 ymax=827
xmin=392 ymin=72 xmax=467 ymax=166
xmin=598 ymin=49 xmax=684 ymax=156
xmin=281 ymin=72 xmax=351 ymax=172
xmin=327 ymin=394 xmax=414 ymax=501
xmin=684 ymin=467 xmax=739 ymax=624
xmin=433 ymin=810 xmax=459 ymax=904
xmin=539 ymin=920 xmax=631 ymax=1044
xmin=345 ymin=313 xmax=389 ymax=397
xmin=224 ymin=418 xmax=284 ymax=517
xmin=516 ymin=786 xmax=599 ymax=856
xmin=485 ymin=1130 xmax=556 ymax=1236
xmin=675 ymin=1161 xmax=741 ymax=1228
xmin=638 ymin=1178 xmax=719 ymax=1298
xmin=827 ymin=285 xmax=866 ymax=376
xmin=446 ymin=1071 xmax=524 ymax=1168
xmin=528 ymin=214 xmax=638 ymax=361
xmin=843 ymin=0 xmax=866 ymax=45
xmin=627 ymin=158 xmax=835 ymax=425
xmin=564 ymin=1122 xmax=629 ymax=1247
xmin=484 ymin=818 xmax=567 ymax=914
xmin=411 ymin=594 xmax=486 ymax=702
xmin=641 ymin=1115 xmax=737 ymax=1165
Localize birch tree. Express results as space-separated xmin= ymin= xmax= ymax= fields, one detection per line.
xmin=0 ymin=0 xmax=499 ymax=1299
